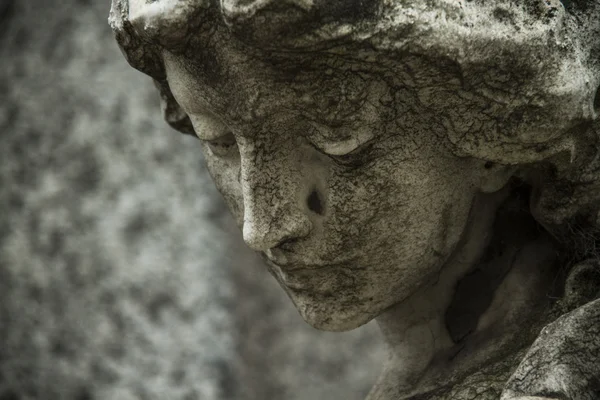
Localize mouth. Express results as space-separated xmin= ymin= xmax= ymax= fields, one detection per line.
xmin=262 ymin=249 xmax=356 ymax=271
xmin=263 ymin=255 xmax=356 ymax=291
xmin=263 ymin=256 xmax=324 ymax=272
xmin=262 ymin=253 xmax=344 ymax=272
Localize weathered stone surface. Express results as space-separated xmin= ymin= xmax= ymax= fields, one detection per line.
xmin=0 ymin=1 xmax=383 ymax=399
xmin=503 ymin=298 xmax=600 ymax=400
xmin=109 ymin=0 xmax=600 ymax=399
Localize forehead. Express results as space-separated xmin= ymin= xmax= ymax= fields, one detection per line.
xmin=162 ymin=32 xmax=402 ymax=130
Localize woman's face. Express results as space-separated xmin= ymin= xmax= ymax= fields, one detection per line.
xmin=162 ymin=45 xmax=488 ymax=331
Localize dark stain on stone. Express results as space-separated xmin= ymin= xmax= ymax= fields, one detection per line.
xmin=594 ymin=86 xmax=600 ymax=113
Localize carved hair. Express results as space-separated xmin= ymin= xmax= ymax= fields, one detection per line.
xmin=110 ymin=0 xmax=600 ymax=261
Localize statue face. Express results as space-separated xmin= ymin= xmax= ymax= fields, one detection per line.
xmin=162 ymin=46 xmax=487 ymax=331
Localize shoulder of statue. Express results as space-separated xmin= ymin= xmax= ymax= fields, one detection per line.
xmin=501 ymin=260 xmax=600 ymax=400
xmin=414 ymin=260 xmax=600 ymax=400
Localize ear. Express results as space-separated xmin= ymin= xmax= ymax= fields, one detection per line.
xmin=478 ymin=161 xmax=518 ymax=193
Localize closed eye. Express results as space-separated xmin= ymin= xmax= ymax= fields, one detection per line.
xmin=327 ymin=139 xmax=376 ymax=167
xmin=316 ymin=136 xmax=374 ymax=156
xmin=188 ymin=114 xmax=239 ymax=158
xmin=306 ymin=135 xmax=376 ymax=168
xmin=307 ymin=122 xmax=375 ymax=167
xmin=204 ymin=132 xmax=238 ymax=157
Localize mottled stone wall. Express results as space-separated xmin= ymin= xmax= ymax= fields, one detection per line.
xmin=0 ymin=1 xmax=383 ymax=399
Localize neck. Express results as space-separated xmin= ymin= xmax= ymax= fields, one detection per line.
xmin=367 ymin=188 xmax=559 ymax=400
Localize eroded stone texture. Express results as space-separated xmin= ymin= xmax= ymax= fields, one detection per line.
xmin=0 ymin=1 xmax=383 ymax=399
xmin=503 ymin=298 xmax=600 ymax=400
xmin=109 ymin=0 xmax=600 ymax=399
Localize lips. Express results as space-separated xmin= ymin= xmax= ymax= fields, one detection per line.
xmin=264 ymin=256 xmax=325 ymax=272
xmin=268 ymin=260 xmax=337 ymax=291
xmin=265 ymin=257 xmax=360 ymax=292
xmin=263 ymin=249 xmax=355 ymax=271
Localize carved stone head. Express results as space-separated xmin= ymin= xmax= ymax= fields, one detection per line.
xmin=109 ymin=0 xmax=600 ymax=330
xmin=109 ymin=2 xmax=600 ymax=397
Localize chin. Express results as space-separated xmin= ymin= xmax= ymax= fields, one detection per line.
xmin=286 ymin=288 xmax=382 ymax=332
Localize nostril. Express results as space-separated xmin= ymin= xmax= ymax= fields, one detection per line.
xmin=277 ymin=236 xmax=299 ymax=250
xmin=307 ymin=188 xmax=324 ymax=215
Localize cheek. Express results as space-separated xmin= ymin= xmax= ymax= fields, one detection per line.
xmin=203 ymin=149 xmax=244 ymax=223
xmin=397 ymin=170 xmax=474 ymax=244
xmin=323 ymin=162 xmax=477 ymax=311
xmin=325 ymin=156 xmax=477 ymax=262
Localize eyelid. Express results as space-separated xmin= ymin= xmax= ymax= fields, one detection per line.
xmin=189 ymin=114 xmax=231 ymax=141
xmin=308 ymin=123 xmax=375 ymax=156
xmin=316 ymin=137 xmax=374 ymax=155
xmin=203 ymin=133 xmax=238 ymax=157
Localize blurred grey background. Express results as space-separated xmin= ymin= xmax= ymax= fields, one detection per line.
xmin=0 ymin=1 xmax=384 ymax=399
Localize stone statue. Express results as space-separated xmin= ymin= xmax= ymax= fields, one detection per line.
xmin=109 ymin=1 xmax=600 ymax=398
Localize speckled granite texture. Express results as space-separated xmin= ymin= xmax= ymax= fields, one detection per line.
xmin=0 ymin=1 xmax=384 ymax=399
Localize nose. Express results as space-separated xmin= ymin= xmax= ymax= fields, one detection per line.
xmin=239 ymin=146 xmax=316 ymax=252
xmin=242 ymin=206 xmax=313 ymax=252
